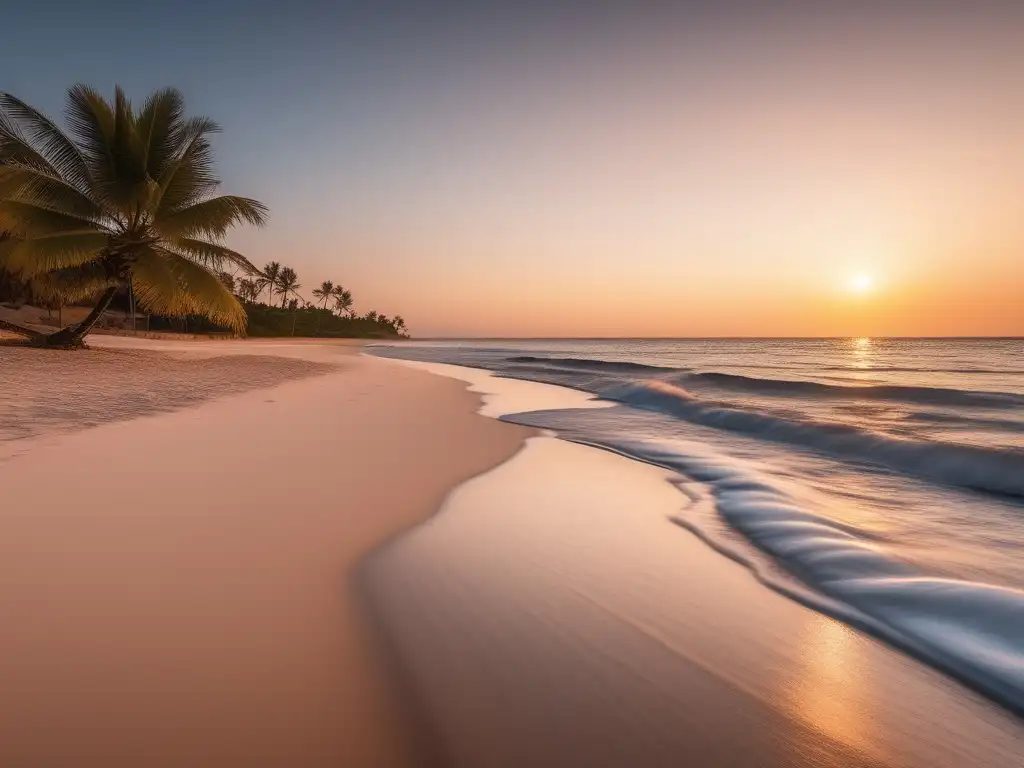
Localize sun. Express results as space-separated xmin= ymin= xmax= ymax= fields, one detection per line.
xmin=849 ymin=273 xmax=874 ymax=294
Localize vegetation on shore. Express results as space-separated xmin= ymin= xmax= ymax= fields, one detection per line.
xmin=0 ymin=85 xmax=267 ymax=347
xmin=221 ymin=263 xmax=407 ymax=338
xmin=0 ymin=258 xmax=409 ymax=339
xmin=0 ymin=85 xmax=409 ymax=346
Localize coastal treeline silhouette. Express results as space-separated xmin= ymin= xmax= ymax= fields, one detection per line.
xmin=0 ymin=85 xmax=407 ymax=345
xmin=223 ymin=263 xmax=408 ymax=338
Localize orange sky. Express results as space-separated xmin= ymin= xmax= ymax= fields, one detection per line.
xmin=220 ymin=6 xmax=1024 ymax=337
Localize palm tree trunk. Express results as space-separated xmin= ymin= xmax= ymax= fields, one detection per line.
xmin=42 ymin=286 xmax=118 ymax=348
xmin=129 ymin=277 xmax=136 ymax=334
xmin=0 ymin=319 xmax=43 ymax=343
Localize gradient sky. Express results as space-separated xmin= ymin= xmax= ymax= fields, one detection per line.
xmin=3 ymin=2 xmax=1023 ymax=336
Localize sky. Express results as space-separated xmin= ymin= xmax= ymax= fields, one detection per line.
xmin=3 ymin=2 xmax=1023 ymax=337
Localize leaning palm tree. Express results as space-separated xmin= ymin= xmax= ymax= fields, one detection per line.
xmin=393 ymin=315 xmax=407 ymax=335
xmin=274 ymin=266 xmax=299 ymax=308
xmin=331 ymin=285 xmax=353 ymax=317
xmin=0 ymin=85 xmax=267 ymax=347
xmin=311 ymin=279 xmax=334 ymax=310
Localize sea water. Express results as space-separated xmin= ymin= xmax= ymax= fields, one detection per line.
xmin=369 ymin=338 xmax=1024 ymax=713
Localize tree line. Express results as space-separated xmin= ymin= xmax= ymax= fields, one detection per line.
xmin=219 ymin=262 xmax=408 ymax=337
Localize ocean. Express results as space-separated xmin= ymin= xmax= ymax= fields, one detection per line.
xmin=370 ymin=337 xmax=1024 ymax=713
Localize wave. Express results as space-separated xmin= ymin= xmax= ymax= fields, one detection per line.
xmin=908 ymin=411 xmax=1024 ymax=432
xmin=598 ymin=380 xmax=1024 ymax=497
xmin=822 ymin=366 xmax=1024 ymax=375
xmin=504 ymin=356 xmax=674 ymax=373
xmin=681 ymin=371 xmax=1024 ymax=409
xmin=576 ymin=437 xmax=1024 ymax=715
xmin=498 ymin=357 xmax=1023 ymax=409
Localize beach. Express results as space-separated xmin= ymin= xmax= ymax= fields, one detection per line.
xmin=363 ymin=357 xmax=1024 ymax=768
xmin=0 ymin=337 xmax=530 ymax=766
xmin=2 ymin=337 xmax=1023 ymax=767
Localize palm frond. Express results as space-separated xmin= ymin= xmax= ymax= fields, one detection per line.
xmin=0 ymin=92 xmax=92 ymax=192
xmin=171 ymin=237 xmax=258 ymax=273
xmin=156 ymin=195 xmax=268 ymax=239
xmin=0 ymin=162 xmax=103 ymax=219
xmin=153 ymin=116 xmax=221 ymax=215
xmin=0 ymin=199 xmax=106 ymax=237
xmin=132 ymin=247 xmax=247 ymax=332
xmin=65 ymin=84 xmax=117 ymax=192
xmin=63 ymin=85 xmax=147 ymax=215
xmin=134 ymin=88 xmax=185 ymax=179
xmin=32 ymin=262 xmax=114 ymax=303
xmin=0 ymin=230 xmax=107 ymax=276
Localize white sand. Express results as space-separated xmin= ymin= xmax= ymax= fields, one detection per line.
xmin=0 ymin=340 xmax=531 ymax=766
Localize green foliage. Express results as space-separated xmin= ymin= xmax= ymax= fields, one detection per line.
xmin=258 ymin=261 xmax=280 ymax=306
xmin=243 ymin=301 xmax=406 ymax=339
xmin=332 ymin=285 xmax=353 ymax=316
xmin=0 ymin=85 xmax=267 ymax=338
xmin=312 ymin=279 xmax=334 ymax=308
xmin=274 ymin=266 xmax=299 ymax=307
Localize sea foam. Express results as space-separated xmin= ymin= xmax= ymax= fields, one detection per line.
xmin=589 ymin=437 xmax=1024 ymax=714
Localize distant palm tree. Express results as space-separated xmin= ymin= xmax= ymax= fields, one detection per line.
xmin=394 ymin=315 xmax=407 ymax=334
xmin=312 ymin=279 xmax=334 ymax=309
xmin=218 ymin=271 xmax=236 ymax=294
xmin=0 ymin=85 xmax=267 ymax=346
xmin=286 ymin=297 xmax=299 ymax=335
xmin=365 ymin=310 xmax=378 ymax=322
xmin=275 ymin=266 xmax=299 ymax=308
xmin=260 ymin=261 xmax=281 ymax=306
xmin=237 ymin=277 xmax=259 ymax=302
xmin=332 ymin=285 xmax=353 ymax=316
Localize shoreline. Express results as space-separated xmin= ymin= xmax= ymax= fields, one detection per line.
xmin=361 ymin=357 xmax=1024 ymax=767
xmin=0 ymin=338 xmax=532 ymax=766
xmin=5 ymin=337 xmax=1022 ymax=766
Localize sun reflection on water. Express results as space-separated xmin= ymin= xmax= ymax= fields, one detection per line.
xmin=850 ymin=337 xmax=873 ymax=370
xmin=788 ymin=616 xmax=876 ymax=754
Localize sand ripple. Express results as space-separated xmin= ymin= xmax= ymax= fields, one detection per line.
xmin=0 ymin=346 xmax=335 ymax=448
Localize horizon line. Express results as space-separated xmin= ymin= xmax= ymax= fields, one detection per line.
xmin=403 ymin=335 xmax=1024 ymax=342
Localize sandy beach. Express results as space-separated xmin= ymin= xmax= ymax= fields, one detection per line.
xmin=3 ymin=338 xmax=1023 ymax=767
xmin=0 ymin=338 xmax=530 ymax=766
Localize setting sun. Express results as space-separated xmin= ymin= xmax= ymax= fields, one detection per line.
xmin=849 ymin=274 xmax=874 ymax=294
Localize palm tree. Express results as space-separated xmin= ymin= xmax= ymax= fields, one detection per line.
xmin=218 ymin=271 xmax=236 ymax=294
xmin=394 ymin=315 xmax=407 ymax=335
xmin=331 ymin=285 xmax=353 ymax=317
xmin=311 ymin=279 xmax=334 ymax=310
xmin=237 ymin=277 xmax=259 ymax=303
xmin=259 ymin=261 xmax=281 ymax=307
xmin=0 ymin=85 xmax=267 ymax=347
xmin=274 ymin=266 xmax=299 ymax=308
xmin=365 ymin=310 xmax=378 ymax=323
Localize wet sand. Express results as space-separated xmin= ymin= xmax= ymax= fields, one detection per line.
xmin=362 ymin=362 xmax=1024 ymax=767
xmin=0 ymin=339 xmax=531 ymax=766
